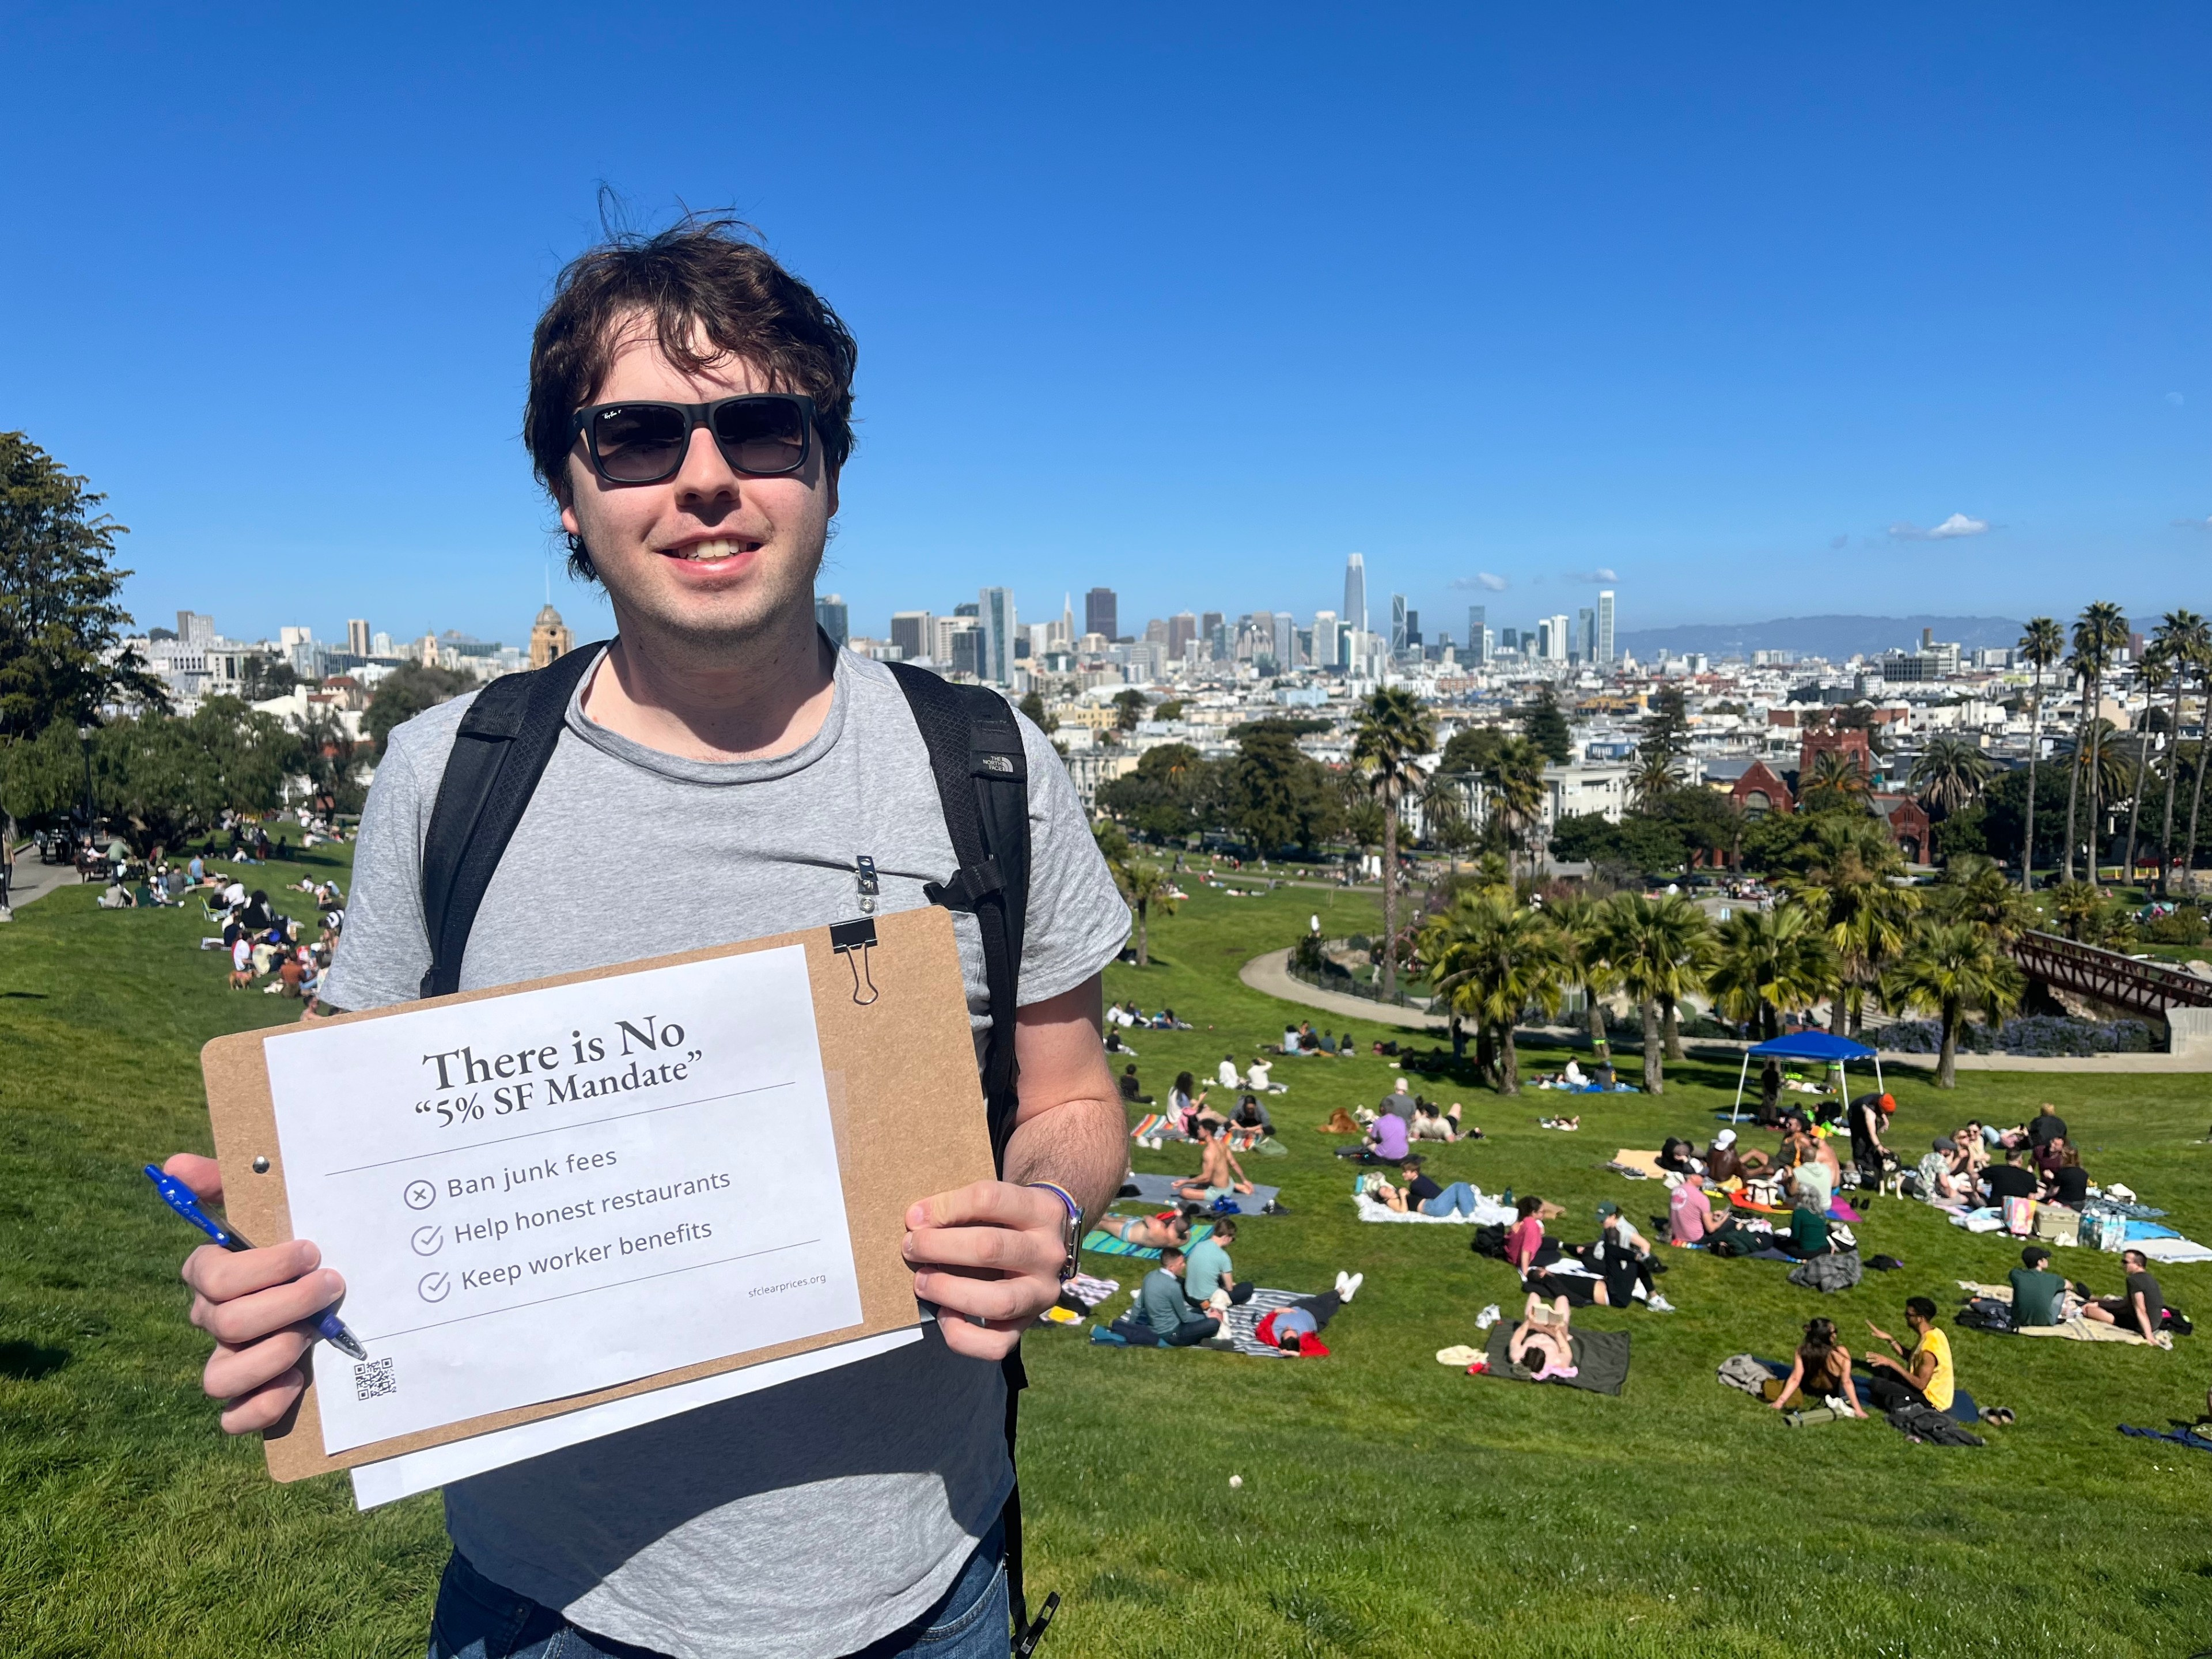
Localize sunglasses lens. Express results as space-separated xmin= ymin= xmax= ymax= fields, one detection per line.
xmin=711 ymin=398 xmax=808 ymax=474
xmin=590 ymin=405 xmax=689 ymax=481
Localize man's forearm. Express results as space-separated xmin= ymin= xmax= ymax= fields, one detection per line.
xmin=1003 ymin=1095 xmax=1126 ymax=1230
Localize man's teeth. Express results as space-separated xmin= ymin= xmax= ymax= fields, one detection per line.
xmin=671 ymin=540 xmax=754 ymax=560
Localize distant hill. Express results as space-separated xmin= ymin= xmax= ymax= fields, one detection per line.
xmin=1614 ymin=614 xmax=2022 ymax=664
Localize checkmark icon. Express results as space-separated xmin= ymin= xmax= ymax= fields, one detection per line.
xmin=410 ymin=1225 xmax=443 ymax=1256
xmin=418 ymin=1271 xmax=452 ymax=1303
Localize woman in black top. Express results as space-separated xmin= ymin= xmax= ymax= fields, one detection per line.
xmin=2044 ymin=1147 xmax=2090 ymax=1209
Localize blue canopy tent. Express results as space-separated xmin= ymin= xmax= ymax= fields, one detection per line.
xmin=1731 ymin=1031 xmax=1882 ymax=1123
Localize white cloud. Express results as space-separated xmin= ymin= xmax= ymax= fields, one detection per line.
xmin=1563 ymin=567 xmax=1618 ymax=584
xmin=1889 ymin=513 xmax=1990 ymax=541
xmin=2168 ymin=391 xmax=2186 ymax=407
xmin=1450 ymin=572 xmax=1510 ymax=592
xmin=2175 ymin=514 xmax=2212 ymax=531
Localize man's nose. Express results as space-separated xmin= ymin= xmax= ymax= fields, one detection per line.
xmin=673 ymin=423 xmax=743 ymax=503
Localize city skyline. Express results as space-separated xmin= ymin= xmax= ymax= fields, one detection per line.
xmin=3 ymin=13 xmax=2203 ymax=648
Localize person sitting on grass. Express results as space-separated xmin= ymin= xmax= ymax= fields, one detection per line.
xmin=1859 ymin=1298 xmax=1956 ymax=1414
xmin=1175 ymin=1123 xmax=1255 ymax=1204
xmin=1167 ymin=1071 xmax=1203 ymax=1134
xmin=2028 ymin=1103 xmax=2068 ymax=1150
xmin=1217 ymin=1052 xmax=1240 ymax=1089
xmin=1103 ymin=1248 xmax=1220 ymax=1347
xmin=226 ymin=934 xmax=256 ymax=990
xmin=2041 ymin=1145 xmax=2090 ymax=1210
xmin=2010 ymin=1244 xmax=2067 ymax=1329
xmin=1506 ymin=1194 xmax=1550 ymax=1272
xmin=1981 ymin=1147 xmax=2039 ymax=1209
xmin=1116 ymin=1063 xmax=1153 ymax=1106
xmin=1790 ymin=1150 xmax=1835 ymax=1218
xmin=2082 ymin=1249 xmax=2165 ymax=1343
xmin=1506 ymin=1291 xmax=1578 ymax=1381
xmin=1771 ymin=1194 xmax=1831 ymax=1260
xmin=1228 ymin=1093 xmax=1272 ymax=1139
xmin=1705 ymin=1128 xmax=1769 ymax=1183
xmin=1768 ymin=1317 xmax=1866 ymax=1417
xmin=1393 ymin=1154 xmax=1484 ymax=1217
xmin=1338 ymin=1106 xmax=1410 ymax=1164
xmin=98 ymin=878 xmax=137 ymax=909
xmin=1668 ymin=1172 xmax=1745 ymax=1251
xmin=1182 ymin=1217 xmax=1252 ymax=1313
xmin=1914 ymin=1138 xmax=1971 ymax=1203
xmin=1095 ymin=1210 xmax=1194 ymax=1251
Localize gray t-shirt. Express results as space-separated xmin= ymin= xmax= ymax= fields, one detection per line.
xmin=324 ymin=645 xmax=1128 ymax=1659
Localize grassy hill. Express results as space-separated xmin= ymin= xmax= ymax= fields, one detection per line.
xmin=4 ymin=858 xmax=2210 ymax=1656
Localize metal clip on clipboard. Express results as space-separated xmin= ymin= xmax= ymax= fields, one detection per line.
xmin=829 ymin=918 xmax=880 ymax=1005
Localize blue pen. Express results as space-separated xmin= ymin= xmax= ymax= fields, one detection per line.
xmin=143 ymin=1163 xmax=369 ymax=1361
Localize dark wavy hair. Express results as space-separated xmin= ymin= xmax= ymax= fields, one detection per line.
xmin=524 ymin=215 xmax=858 ymax=582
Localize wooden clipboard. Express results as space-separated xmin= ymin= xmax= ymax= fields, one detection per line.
xmin=199 ymin=904 xmax=991 ymax=1483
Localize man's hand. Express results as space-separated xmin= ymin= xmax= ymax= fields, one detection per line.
xmin=162 ymin=1153 xmax=344 ymax=1434
xmin=904 ymin=1180 xmax=1067 ymax=1361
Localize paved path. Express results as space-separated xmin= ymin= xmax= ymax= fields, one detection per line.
xmin=1238 ymin=947 xmax=1445 ymax=1032
xmin=0 ymin=846 xmax=82 ymax=917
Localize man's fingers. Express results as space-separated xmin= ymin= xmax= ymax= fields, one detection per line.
xmin=203 ymin=1328 xmax=315 ymax=1403
xmin=916 ymin=1264 xmax=1055 ymax=1325
xmin=181 ymin=1238 xmax=322 ymax=1302
xmin=191 ymin=1267 xmax=344 ymax=1347
xmin=215 ymin=1367 xmax=308 ymax=1435
xmin=904 ymin=1224 xmax=1059 ymax=1277
xmin=163 ymin=1152 xmax=223 ymax=1203
xmin=935 ymin=1319 xmax=1021 ymax=1362
xmin=906 ymin=1180 xmax=1058 ymax=1233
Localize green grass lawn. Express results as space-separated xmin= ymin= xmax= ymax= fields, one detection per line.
xmin=6 ymin=860 xmax=2212 ymax=1656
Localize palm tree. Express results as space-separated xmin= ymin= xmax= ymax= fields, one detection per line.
xmin=1480 ymin=734 xmax=1548 ymax=884
xmin=2154 ymin=611 xmax=2210 ymax=896
xmin=1707 ymin=902 xmax=1838 ymax=1043
xmin=1880 ymin=921 xmax=2025 ymax=1088
xmin=1112 ymin=859 xmax=1175 ymax=967
xmin=2062 ymin=601 xmax=2128 ymax=885
xmin=2016 ymin=616 xmax=2064 ymax=890
xmin=2120 ymin=643 xmax=2173 ymax=887
xmin=1798 ymin=748 xmax=1872 ymax=812
xmin=1927 ymin=853 xmax=2033 ymax=945
xmin=1597 ymin=892 xmax=1713 ymax=1095
xmin=1908 ymin=733 xmax=1996 ymax=853
xmin=1425 ymin=891 xmax=1565 ymax=1094
xmin=1350 ymin=687 xmax=1435 ymax=1000
xmin=1629 ymin=750 xmax=1681 ymax=812
xmin=1546 ymin=891 xmax=1619 ymax=1068
xmin=1782 ymin=815 xmax=1914 ymax=1035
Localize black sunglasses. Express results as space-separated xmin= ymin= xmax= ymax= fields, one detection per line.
xmin=570 ymin=393 xmax=818 ymax=484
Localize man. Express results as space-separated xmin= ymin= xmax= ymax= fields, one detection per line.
xmin=1847 ymin=1090 xmax=1893 ymax=1180
xmin=2084 ymin=1249 xmax=2165 ymax=1343
xmin=1862 ymin=1298 xmax=1956 ymax=1414
xmin=2009 ymin=1244 xmax=2066 ymax=1330
xmin=161 ymin=222 xmax=1129 ymax=1659
xmin=2028 ymin=1103 xmax=2069 ymax=1150
xmin=1380 ymin=1077 xmax=1415 ymax=1120
xmin=1182 ymin=1217 xmax=1251 ymax=1312
xmin=1174 ymin=1122 xmax=1255 ymax=1204
xmin=1103 ymin=1247 xmax=1218 ymax=1347
xmin=1339 ymin=1106 xmax=1410 ymax=1164
xmin=1217 ymin=1052 xmax=1240 ymax=1090
xmin=1704 ymin=1127 xmax=1768 ymax=1182
xmin=1982 ymin=1148 xmax=2039 ymax=1207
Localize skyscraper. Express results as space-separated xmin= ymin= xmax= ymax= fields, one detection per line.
xmin=815 ymin=593 xmax=849 ymax=648
xmin=1405 ymin=608 xmax=1421 ymax=652
xmin=1577 ymin=607 xmax=1594 ymax=664
xmin=1546 ymin=614 xmax=1570 ymax=662
xmin=1312 ymin=610 xmax=1339 ymax=673
xmin=977 ymin=586 xmax=1017 ymax=685
xmin=1467 ymin=605 xmax=1487 ymax=664
xmin=1343 ymin=554 xmax=1366 ymax=634
xmin=1085 ymin=587 xmax=1118 ymax=641
xmin=1168 ymin=612 xmax=1198 ymax=659
xmin=889 ymin=611 xmax=934 ymax=662
xmin=1389 ymin=594 xmax=1407 ymax=657
xmin=346 ymin=619 xmax=372 ymax=657
xmin=1272 ymin=611 xmax=1296 ymax=668
xmin=1597 ymin=589 xmax=1615 ymax=665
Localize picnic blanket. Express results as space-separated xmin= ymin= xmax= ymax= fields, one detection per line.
xmin=1128 ymin=1113 xmax=1195 ymax=1142
xmin=1354 ymin=1191 xmax=1516 ymax=1226
xmin=1081 ymin=1221 xmax=1215 ymax=1260
xmin=1732 ymin=1193 xmax=1861 ymax=1222
xmin=1219 ymin=1288 xmax=1319 ymax=1358
xmin=1480 ymin=1320 xmax=1631 ymax=1395
xmin=1608 ymin=1150 xmax=1665 ymax=1180
xmin=1123 ymin=1173 xmax=1280 ymax=1211
xmin=2019 ymin=1317 xmax=2154 ymax=1345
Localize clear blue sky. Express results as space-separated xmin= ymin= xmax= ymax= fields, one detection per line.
xmin=3 ymin=5 xmax=2205 ymax=652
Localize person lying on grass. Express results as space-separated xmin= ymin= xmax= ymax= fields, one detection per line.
xmin=1507 ymin=1293 xmax=1578 ymax=1381
xmin=1770 ymin=1317 xmax=1867 ymax=1416
xmin=2082 ymin=1249 xmax=2165 ymax=1343
xmin=1370 ymin=1154 xmax=1483 ymax=1218
xmin=1860 ymin=1298 xmax=1956 ymax=1414
xmin=1410 ymin=1099 xmax=1469 ymax=1142
xmin=1175 ymin=1123 xmax=1255 ymax=1203
xmin=1096 ymin=1210 xmax=1194 ymax=1251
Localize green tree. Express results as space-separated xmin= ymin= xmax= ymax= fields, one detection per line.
xmin=1706 ymin=902 xmax=1837 ymax=1041
xmin=1926 ymin=853 xmax=2033 ymax=944
xmin=1095 ymin=743 xmax=1213 ymax=843
xmin=1017 ymin=691 xmax=1059 ymax=734
xmin=365 ymin=661 xmax=475 ymax=752
xmin=0 ymin=717 xmax=90 ymax=825
xmin=0 ymin=434 xmax=171 ymax=820
xmin=1112 ymin=859 xmax=1176 ymax=967
xmin=1423 ymin=890 xmax=1565 ymax=1094
xmin=1479 ymin=734 xmax=1548 ymax=882
xmin=2062 ymin=601 xmax=2128 ymax=884
xmin=1783 ymin=813 xmax=1914 ymax=1035
xmin=1880 ymin=920 xmax=2026 ymax=1088
xmin=1112 ymin=688 xmax=1149 ymax=732
xmin=1631 ymin=687 xmax=1690 ymax=809
xmin=1798 ymin=748 xmax=1872 ymax=812
xmin=1545 ymin=891 xmax=1618 ymax=1066
xmin=2016 ymin=616 xmax=2065 ymax=889
xmin=240 ymin=656 xmax=300 ymax=702
xmin=1909 ymin=733 xmax=1996 ymax=859
xmin=294 ymin=707 xmax=366 ymax=815
xmin=1519 ymin=686 xmax=1574 ymax=766
xmin=2119 ymin=645 xmax=2172 ymax=884
xmin=1438 ymin=724 xmax=1507 ymax=778
xmin=88 ymin=698 xmax=301 ymax=854
xmin=1597 ymin=891 xmax=1712 ymax=1094
xmin=1350 ymin=687 xmax=1436 ymax=999
xmin=1224 ymin=721 xmax=1341 ymax=857
xmin=2152 ymin=610 xmax=2208 ymax=895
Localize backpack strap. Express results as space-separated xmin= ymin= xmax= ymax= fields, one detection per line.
xmin=883 ymin=662 xmax=1031 ymax=1173
xmin=418 ymin=643 xmax=607 ymax=999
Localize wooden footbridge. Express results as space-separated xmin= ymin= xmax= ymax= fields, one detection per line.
xmin=2009 ymin=931 xmax=2212 ymax=1019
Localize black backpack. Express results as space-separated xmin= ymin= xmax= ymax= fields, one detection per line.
xmin=411 ymin=642 xmax=1053 ymax=1639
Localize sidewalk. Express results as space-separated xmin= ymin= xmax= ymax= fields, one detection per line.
xmin=1238 ymin=947 xmax=1445 ymax=1032
xmin=1 ymin=844 xmax=82 ymax=917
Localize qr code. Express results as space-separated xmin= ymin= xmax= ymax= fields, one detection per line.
xmin=353 ymin=1357 xmax=397 ymax=1401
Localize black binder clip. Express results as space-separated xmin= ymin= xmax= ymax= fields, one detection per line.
xmin=829 ymin=917 xmax=879 ymax=1006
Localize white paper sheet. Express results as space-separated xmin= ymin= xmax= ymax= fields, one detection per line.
xmin=348 ymin=1327 xmax=925 ymax=1509
xmin=263 ymin=944 xmax=863 ymax=1456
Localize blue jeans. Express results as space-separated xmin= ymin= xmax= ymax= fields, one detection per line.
xmin=1420 ymin=1181 xmax=1479 ymax=1217
xmin=427 ymin=1520 xmax=1007 ymax=1659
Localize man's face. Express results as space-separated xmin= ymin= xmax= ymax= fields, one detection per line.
xmin=559 ymin=319 xmax=838 ymax=649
